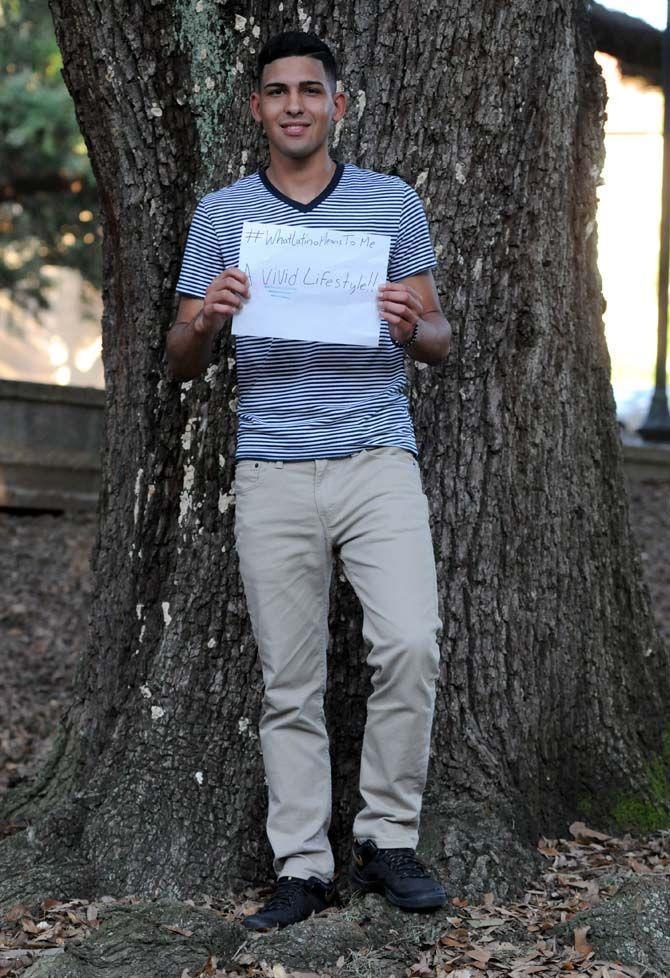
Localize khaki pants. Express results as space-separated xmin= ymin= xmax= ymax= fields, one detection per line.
xmin=233 ymin=446 xmax=442 ymax=883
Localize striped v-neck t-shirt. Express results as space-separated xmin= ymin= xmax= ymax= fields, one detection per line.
xmin=175 ymin=161 xmax=437 ymax=460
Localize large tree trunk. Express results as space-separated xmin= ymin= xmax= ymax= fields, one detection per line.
xmin=1 ymin=0 xmax=668 ymax=918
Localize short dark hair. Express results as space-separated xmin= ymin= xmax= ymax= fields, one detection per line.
xmin=256 ymin=31 xmax=338 ymax=92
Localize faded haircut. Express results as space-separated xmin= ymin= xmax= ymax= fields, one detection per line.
xmin=256 ymin=31 xmax=338 ymax=92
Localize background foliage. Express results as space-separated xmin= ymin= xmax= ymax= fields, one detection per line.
xmin=0 ymin=0 xmax=101 ymax=315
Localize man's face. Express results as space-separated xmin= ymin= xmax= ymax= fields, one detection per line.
xmin=250 ymin=56 xmax=346 ymax=160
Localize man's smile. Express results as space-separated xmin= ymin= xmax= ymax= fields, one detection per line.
xmin=280 ymin=122 xmax=311 ymax=135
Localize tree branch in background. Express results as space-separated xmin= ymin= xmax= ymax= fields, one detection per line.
xmin=590 ymin=2 xmax=662 ymax=87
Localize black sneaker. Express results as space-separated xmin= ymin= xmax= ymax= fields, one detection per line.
xmin=350 ymin=838 xmax=446 ymax=910
xmin=242 ymin=875 xmax=338 ymax=931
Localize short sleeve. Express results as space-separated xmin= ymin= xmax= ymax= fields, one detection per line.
xmin=175 ymin=197 xmax=225 ymax=298
xmin=387 ymin=183 xmax=437 ymax=282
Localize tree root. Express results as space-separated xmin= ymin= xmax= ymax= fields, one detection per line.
xmin=0 ymin=829 xmax=96 ymax=920
xmin=19 ymin=899 xmax=246 ymax=978
xmin=13 ymin=894 xmax=451 ymax=978
xmin=555 ymin=876 xmax=670 ymax=977
xmin=420 ymin=800 xmax=543 ymax=901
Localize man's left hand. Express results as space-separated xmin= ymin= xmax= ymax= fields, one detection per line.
xmin=377 ymin=281 xmax=423 ymax=345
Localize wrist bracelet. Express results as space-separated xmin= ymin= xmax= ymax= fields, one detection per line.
xmin=390 ymin=317 xmax=421 ymax=350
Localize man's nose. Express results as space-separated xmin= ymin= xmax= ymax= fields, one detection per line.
xmin=286 ymin=91 xmax=304 ymax=114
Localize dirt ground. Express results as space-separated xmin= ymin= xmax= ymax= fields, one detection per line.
xmin=0 ymin=477 xmax=669 ymax=797
xmin=625 ymin=478 xmax=670 ymax=648
xmin=0 ymin=509 xmax=97 ymax=796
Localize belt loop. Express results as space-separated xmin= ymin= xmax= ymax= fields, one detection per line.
xmin=274 ymin=460 xmax=284 ymax=468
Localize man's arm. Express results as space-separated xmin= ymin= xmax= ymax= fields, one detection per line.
xmin=166 ymin=269 xmax=250 ymax=382
xmin=166 ymin=296 xmax=219 ymax=382
xmin=377 ymin=269 xmax=451 ymax=366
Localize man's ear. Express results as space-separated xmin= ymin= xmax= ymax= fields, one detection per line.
xmin=332 ymin=90 xmax=347 ymax=123
xmin=250 ymin=90 xmax=262 ymax=123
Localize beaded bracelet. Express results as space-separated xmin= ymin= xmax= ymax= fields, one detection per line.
xmin=390 ymin=318 xmax=421 ymax=350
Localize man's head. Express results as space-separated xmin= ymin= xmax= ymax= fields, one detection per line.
xmin=251 ymin=31 xmax=346 ymax=162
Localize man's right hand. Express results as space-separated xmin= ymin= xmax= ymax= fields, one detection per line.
xmin=167 ymin=269 xmax=250 ymax=381
xmin=198 ymin=268 xmax=251 ymax=334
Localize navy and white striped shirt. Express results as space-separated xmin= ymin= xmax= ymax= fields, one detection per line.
xmin=176 ymin=162 xmax=437 ymax=460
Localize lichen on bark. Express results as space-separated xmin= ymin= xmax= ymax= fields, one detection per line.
xmin=174 ymin=1 xmax=240 ymax=194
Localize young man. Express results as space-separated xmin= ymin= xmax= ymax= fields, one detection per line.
xmin=167 ymin=31 xmax=451 ymax=931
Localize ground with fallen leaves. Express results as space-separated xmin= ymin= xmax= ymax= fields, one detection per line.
xmin=0 ymin=822 xmax=665 ymax=977
xmin=0 ymin=509 xmax=96 ymax=796
xmin=625 ymin=479 xmax=670 ymax=647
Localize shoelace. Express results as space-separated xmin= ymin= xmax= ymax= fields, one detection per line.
xmin=377 ymin=847 xmax=433 ymax=879
xmin=262 ymin=878 xmax=311 ymax=912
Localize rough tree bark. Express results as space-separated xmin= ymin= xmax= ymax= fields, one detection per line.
xmin=1 ymin=0 xmax=668 ymax=946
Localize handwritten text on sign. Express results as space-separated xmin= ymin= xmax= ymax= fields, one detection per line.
xmin=233 ymin=221 xmax=392 ymax=346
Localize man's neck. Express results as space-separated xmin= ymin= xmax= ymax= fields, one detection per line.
xmin=264 ymin=151 xmax=337 ymax=206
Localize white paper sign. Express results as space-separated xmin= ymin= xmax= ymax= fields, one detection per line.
xmin=232 ymin=221 xmax=391 ymax=346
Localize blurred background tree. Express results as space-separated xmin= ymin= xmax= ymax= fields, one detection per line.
xmin=0 ymin=0 xmax=101 ymax=319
